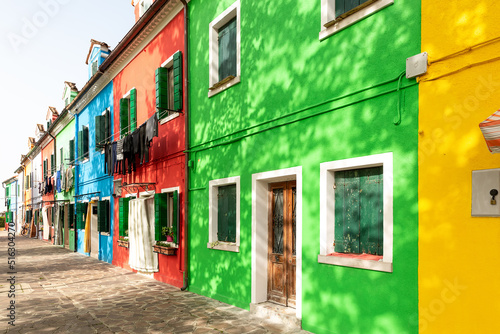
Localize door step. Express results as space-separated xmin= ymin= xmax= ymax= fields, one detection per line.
xmin=250 ymin=302 xmax=301 ymax=329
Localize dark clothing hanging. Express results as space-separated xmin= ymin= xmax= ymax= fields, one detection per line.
xmin=104 ymin=142 xmax=116 ymax=176
xmin=123 ymin=135 xmax=135 ymax=174
xmin=146 ymin=113 xmax=158 ymax=142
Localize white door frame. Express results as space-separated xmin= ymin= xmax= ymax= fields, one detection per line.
xmin=251 ymin=166 xmax=302 ymax=319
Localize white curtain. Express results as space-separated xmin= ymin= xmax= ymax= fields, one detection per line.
xmin=42 ymin=207 xmax=50 ymax=240
xmin=128 ymin=196 xmax=158 ymax=273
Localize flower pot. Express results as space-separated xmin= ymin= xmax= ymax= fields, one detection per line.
xmin=153 ymin=244 xmax=177 ymax=256
xmin=166 ymin=235 xmax=173 ymax=242
xmin=117 ymin=239 xmax=129 ymax=248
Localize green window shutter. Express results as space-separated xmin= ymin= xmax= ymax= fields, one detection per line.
xmin=155 ymin=67 xmax=169 ymax=119
xmin=69 ymin=139 xmax=75 ymax=163
xmin=155 ymin=193 xmax=169 ymax=241
xmin=97 ymin=200 xmax=110 ymax=233
xmin=130 ymin=89 xmax=137 ymax=132
xmin=51 ymin=154 xmax=55 ymax=174
xmin=218 ymin=18 xmax=237 ymax=81
xmin=173 ymin=51 xmax=183 ymax=111
xmin=43 ymin=160 xmax=47 ymax=178
xmin=172 ymin=190 xmax=179 ymax=244
xmin=69 ymin=204 xmax=74 ymax=229
xmin=95 ymin=115 xmax=104 ymax=150
xmin=120 ymin=98 xmax=130 ymax=137
xmin=78 ymin=130 xmax=83 ymax=161
xmin=119 ymin=197 xmax=130 ymax=237
xmin=76 ymin=203 xmax=85 ymax=229
xmin=83 ymin=127 xmax=89 ymax=159
xmin=104 ymin=110 xmax=110 ymax=141
xmin=217 ymin=184 xmax=236 ymax=243
xmin=91 ymin=60 xmax=98 ymax=76
xmin=334 ymin=167 xmax=383 ymax=255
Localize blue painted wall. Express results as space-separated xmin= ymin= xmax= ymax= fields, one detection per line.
xmin=75 ymin=81 xmax=114 ymax=263
xmin=88 ymin=46 xmax=110 ymax=80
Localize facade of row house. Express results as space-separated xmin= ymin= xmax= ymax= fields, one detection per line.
xmin=2 ymin=176 xmax=18 ymax=230
xmin=419 ymin=0 xmax=500 ymax=332
xmin=186 ymin=0 xmax=420 ymax=333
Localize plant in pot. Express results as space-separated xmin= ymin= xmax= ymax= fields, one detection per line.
xmin=162 ymin=226 xmax=174 ymax=242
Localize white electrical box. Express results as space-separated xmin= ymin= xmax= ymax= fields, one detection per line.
xmin=406 ymin=52 xmax=428 ymax=79
xmin=471 ymin=168 xmax=500 ymax=217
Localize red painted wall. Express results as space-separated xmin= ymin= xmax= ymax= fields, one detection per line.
xmin=112 ymin=10 xmax=186 ymax=288
xmin=41 ymin=141 xmax=55 ymax=203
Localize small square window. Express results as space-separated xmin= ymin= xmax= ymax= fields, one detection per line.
xmin=208 ymin=1 xmax=241 ymax=97
xmin=208 ymin=176 xmax=240 ymax=252
xmin=319 ymin=153 xmax=393 ymax=272
xmin=320 ymin=0 xmax=394 ymax=40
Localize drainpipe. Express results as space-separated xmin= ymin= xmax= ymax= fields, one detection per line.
xmin=180 ymin=0 xmax=189 ymax=292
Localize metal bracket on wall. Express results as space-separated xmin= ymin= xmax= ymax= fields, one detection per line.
xmin=121 ymin=183 xmax=156 ymax=194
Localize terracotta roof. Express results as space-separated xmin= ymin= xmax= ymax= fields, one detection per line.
xmin=47 ymin=106 xmax=59 ymax=121
xmin=36 ymin=124 xmax=44 ymax=132
xmin=28 ymin=137 xmax=35 ymax=148
xmin=85 ymin=39 xmax=110 ymax=65
xmin=64 ymin=81 xmax=78 ymax=92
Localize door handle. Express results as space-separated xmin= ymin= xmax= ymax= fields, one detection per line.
xmin=275 ymin=255 xmax=279 ymax=262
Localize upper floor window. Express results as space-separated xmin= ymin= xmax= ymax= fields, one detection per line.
xmin=156 ymin=51 xmax=183 ymax=123
xmin=120 ymin=88 xmax=137 ymax=137
xmin=208 ymin=0 xmax=240 ymax=97
xmin=78 ymin=126 xmax=89 ymax=162
xmin=320 ymin=0 xmax=394 ymax=40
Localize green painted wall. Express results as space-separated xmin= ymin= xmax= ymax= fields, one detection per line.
xmin=188 ymin=0 xmax=420 ymax=333
xmin=55 ymin=116 xmax=75 ymax=202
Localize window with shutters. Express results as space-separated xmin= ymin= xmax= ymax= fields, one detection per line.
xmin=50 ymin=154 xmax=55 ymax=175
xmin=119 ymin=196 xmax=134 ymax=237
xmin=154 ymin=189 xmax=179 ymax=244
xmin=43 ymin=159 xmax=48 ymax=178
xmin=120 ymin=88 xmax=137 ymax=138
xmin=95 ymin=108 xmax=111 ymax=151
xmin=319 ymin=153 xmax=393 ymax=272
xmin=208 ymin=176 xmax=240 ymax=252
xmin=68 ymin=203 xmax=75 ymax=229
xmin=69 ymin=138 xmax=75 ymax=165
xmin=320 ymin=0 xmax=394 ymax=40
xmin=76 ymin=202 xmax=88 ymax=230
xmin=156 ymin=51 xmax=183 ymax=123
xmin=97 ymin=198 xmax=111 ymax=234
xmin=91 ymin=60 xmax=98 ymax=77
xmin=208 ymin=0 xmax=241 ymax=97
xmin=78 ymin=126 xmax=89 ymax=161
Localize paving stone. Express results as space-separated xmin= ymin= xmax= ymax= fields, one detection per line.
xmin=0 ymin=231 xmax=310 ymax=334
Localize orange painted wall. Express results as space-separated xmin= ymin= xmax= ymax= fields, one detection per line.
xmin=112 ymin=10 xmax=186 ymax=288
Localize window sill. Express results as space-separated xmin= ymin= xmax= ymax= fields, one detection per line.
xmin=318 ymin=253 xmax=392 ymax=272
xmin=208 ymin=76 xmax=240 ymax=98
xmin=319 ymin=0 xmax=394 ymax=41
xmin=159 ymin=112 xmax=180 ymax=125
xmin=100 ymin=232 xmax=111 ymax=237
xmin=207 ymin=242 xmax=239 ymax=252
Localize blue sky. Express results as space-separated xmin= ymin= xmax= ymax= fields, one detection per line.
xmin=0 ymin=0 xmax=135 ymax=210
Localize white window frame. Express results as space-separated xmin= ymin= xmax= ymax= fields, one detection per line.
xmin=160 ymin=186 xmax=180 ymax=247
xmin=208 ymin=176 xmax=240 ymax=252
xmin=99 ymin=196 xmax=111 ymax=237
xmin=319 ymin=152 xmax=393 ymax=272
xmin=320 ymin=0 xmax=394 ymax=41
xmin=208 ymin=0 xmax=241 ymax=98
xmin=121 ymin=88 xmax=136 ymax=138
xmin=159 ymin=53 xmax=181 ymax=125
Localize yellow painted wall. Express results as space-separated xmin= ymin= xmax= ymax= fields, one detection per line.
xmin=420 ymin=1 xmax=500 ymax=332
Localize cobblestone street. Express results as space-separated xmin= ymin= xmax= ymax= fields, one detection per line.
xmin=0 ymin=231 xmax=309 ymax=334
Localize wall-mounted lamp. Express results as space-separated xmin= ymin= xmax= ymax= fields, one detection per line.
xmin=490 ymin=189 xmax=498 ymax=205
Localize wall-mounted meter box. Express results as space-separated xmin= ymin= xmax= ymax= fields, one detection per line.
xmin=471 ymin=168 xmax=500 ymax=217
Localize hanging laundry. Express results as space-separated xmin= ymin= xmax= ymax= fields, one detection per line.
xmin=128 ymin=195 xmax=158 ymax=273
xmin=61 ymin=166 xmax=66 ymax=191
xmin=65 ymin=167 xmax=74 ymax=191
xmin=144 ymin=113 xmax=159 ymax=163
xmin=133 ymin=128 xmax=142 ymax=165
xmin=56 ymin=170 xmax=61 ymax=193
xmin=123 ymin=134 xmax=134 ymax=174
xmin=139 ymin=124 xmax=147 ymax=164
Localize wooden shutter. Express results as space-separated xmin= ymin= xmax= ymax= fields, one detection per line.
xmin=76 ymin=202 xmax=87 ymax=229
xmin=104 ymin=109 xmax=110 ymax=142
xmin=155 ymin=67 xmax=169 ymax=119
xmin=218 ymin=18 xmax=237 ymax=81
xmin=334 ymin=167 xmax=383 ymax=255
xmin=83 ymin=127 xmax=89 ymax=159
xmin=173 ymin=51 xmax=183 ymax=111
xmin=97 ymin=200 xmax=110 ymax=233
xmin=69 ymin=204 xmax=75 ymax=229
xmin=50 ymin=154 xmax=55 ymax=174
xmin=60 ymin=147 xmax=64 ymax=167
xmin=172 ymin=190 xmax=179 ymax=244
xmin=119 ymin=197 xmax=130 ymax=237
xmin=43 ymin=160 xmax=48 ymax=178
xmin=69 ymin=139 xmax=75 ymax=163
xmin=78 ymin=130 xmax=83 ymax=161
xmin=120 ymin=98 xmax=129 ymax=137
xmin=95 ymin=115 xmax=103 ymax=150
xmin=130 ymin=89 xmax=137 ymax=132
xmin=155 ymin=193 xmax=169 ymax=241
xmin=217 ymin=185 xmax=236 ymax=242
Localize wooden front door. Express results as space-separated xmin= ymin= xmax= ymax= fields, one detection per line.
xmin=268 ymin=181 xmax=296 ymax=308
